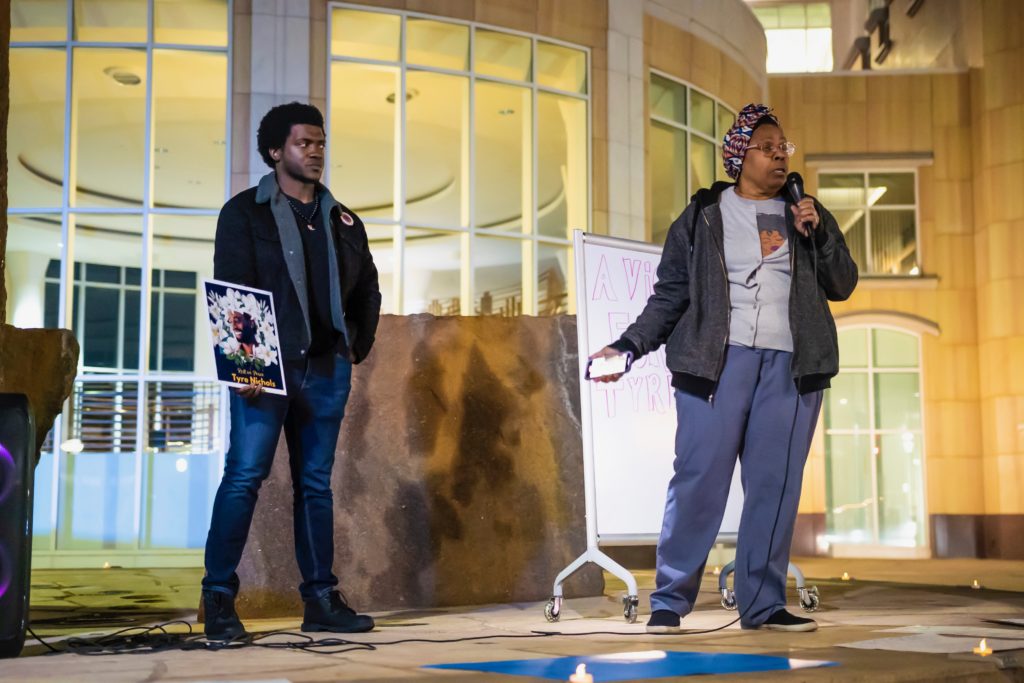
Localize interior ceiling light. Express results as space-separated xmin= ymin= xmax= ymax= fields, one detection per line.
xmin=386 ymin=88 xmax=419 ymax=103
xmin=103 ymin=66 xmax=142 ymax=86
xmin=498 ymin=108 xmax=515 ymax=115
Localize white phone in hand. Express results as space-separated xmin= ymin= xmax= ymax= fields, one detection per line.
xmin=585 ymin=352 xmax=633 ymax=380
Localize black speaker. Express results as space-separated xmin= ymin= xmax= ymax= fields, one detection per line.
xmin=0 ymin=394 xmax=35 ymax=659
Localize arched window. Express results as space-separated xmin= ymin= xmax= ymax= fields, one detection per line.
xmin=824 ymin=325 xmax=927 ymax=553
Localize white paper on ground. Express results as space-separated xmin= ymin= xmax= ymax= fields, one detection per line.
xmin=882 ymin=625 xmax=1024 ymax=640
xmin=839 ymin=633 xmax=1024 ymax=654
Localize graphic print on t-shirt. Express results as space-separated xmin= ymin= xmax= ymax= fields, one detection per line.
xmin=756 ymin=213 xmax=787 ymax=258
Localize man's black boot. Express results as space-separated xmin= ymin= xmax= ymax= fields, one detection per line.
xmin=301 ymin=590 xmax=375 ymax=633
xmin=203 ymin=590 xmax=247 ymax=641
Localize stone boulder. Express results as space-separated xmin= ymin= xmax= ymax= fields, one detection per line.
xmin=232 ymin=314 xmax=604 ymax=616
xmin=0 ymin=325 xmax=79 ymax=462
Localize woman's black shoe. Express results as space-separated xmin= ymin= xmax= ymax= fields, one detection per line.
xmin=301 ymin=590 xmax=375 ymax=633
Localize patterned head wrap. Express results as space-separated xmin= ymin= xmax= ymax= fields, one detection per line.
xmin=721 ymin=103 xmax=780 ymax=180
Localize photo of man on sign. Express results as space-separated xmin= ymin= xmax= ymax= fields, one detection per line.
xmin=204 ymin=279 xmax=287 ymax=395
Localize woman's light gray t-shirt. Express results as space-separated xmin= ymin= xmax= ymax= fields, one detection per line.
xmin=719 ymin=187 xmax=793 ymax=352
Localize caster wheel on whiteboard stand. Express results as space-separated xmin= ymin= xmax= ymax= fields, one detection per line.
xmin=799 ymin=586 xmax=820 ymax=613
xmin=720 ymin=588 xmax=737 ymax=611
xmin=544 ymin=596 xmax=562 ymax=622
xmin=623 ymin=595 xmax=639 ymax=623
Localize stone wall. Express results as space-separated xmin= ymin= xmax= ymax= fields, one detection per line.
xmin=233 ymin=314 xmax=604 ymax=616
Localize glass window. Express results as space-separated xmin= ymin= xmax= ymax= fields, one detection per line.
xmin=825 ymin=433 xmax=875 ymax=543
xmin=404 ymin=229 xmax=463 ymax=315
xmin=72 ymin=48 xmax=148 ymax=208
xmin=475 ymin=29 xmax=531 ymax=82
xmin=331 ymin=9 xmax=400 ymax=61
xmin=365 ymin=225 xmax=396 ymax=315
xmin=329 ymin=62 xmax=399 ymax=221
xmin=649 ymin=74 xmax=686 ymax=125
xmin=152 ymin=50 xmax=228 ymax=209
xmin=538 ymin=242 xmax=570 ymax=316
xmin=689 ymin=90 xmax=714 ymax=137
xmin=753 ymin=2 xmax=833 ymax=73
xmin=715 ymin=103 xmax=734 ymax=140
xmin=405 ymin=71 xmax=469 ymax=227
xmin=647 ymin=72 xmax=734 ymax=244
xmin=689 ymin=137 xmax=716 ymax=195
xmin=152 ymin=215 xmax=212 ymax=373
xmin=536 ymin=42 xmax=587 ymax=94
xmin=838 ymin=326 xmax=869 ymax=368
xmin=5 ymin=215 xmax=64 ymax=329
xmin=825 ymin=327 xmax=926 ymax=549
xmin=475 ymin=81 xmax=531 ymax=233
xmin=825 ymin=372 xmax=869 ymax=431
xmin=74 ymin=0 xmax=147 ymax=42
xmin=537 ymin=92 xmax=587 ymax=239
xmin=141 ymin=381 xmax=222 ymax=549
xmin=650 ymin=122 xmax=687 ymax=245
xmin=70 ymin=215 xmax=145 ymax=372
xmin=9 ymin=49 xmax=67 ymax=209
xmin=11 ymin=0 xmax=68 ymax=42
xmin=154 ymin=0 xmax=228 ymax=46
xmin=59 ymin=380 xmax=140 ymax=550
xmin=407 ymin=18 xmax=468 ymax=71
xmin=819 ymin=171 xmax=918 ymax=275
xmin=474 ymin=235 xmax=524 ymax=316
xmin=12 ymin=0 xmax=231 ymax=562
xmin=329 ymin=8 xmax=588 ymax=316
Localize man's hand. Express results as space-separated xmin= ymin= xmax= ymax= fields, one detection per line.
xmin=235 ymin=385 xmax=263 ymax=399
xmin=790 ymin=198 xmax=820 ymax=238
xmin=588 ymin=346 xmax=627 ymax=383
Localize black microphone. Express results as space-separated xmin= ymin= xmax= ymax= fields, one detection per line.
xmin=785 ymin=171 xmax=814 ymax=235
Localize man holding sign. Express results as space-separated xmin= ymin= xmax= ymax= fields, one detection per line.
xmin=590 ymin=104 xmax=857 ymax=634
xmin=201 ymin=102 xmax=381 ymax=640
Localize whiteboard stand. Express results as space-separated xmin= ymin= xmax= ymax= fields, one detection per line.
xmin=544 ymin=424 xmax=639 ymax=622
xmin=544 ymin=231 xmax=646 ymax=624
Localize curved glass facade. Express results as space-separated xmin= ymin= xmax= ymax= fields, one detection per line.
xmin=327 ymin=6 xmax=590 ymax=317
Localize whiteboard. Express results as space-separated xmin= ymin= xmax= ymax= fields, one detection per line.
xmin=573 ymin=231 xmax=743 ymax=544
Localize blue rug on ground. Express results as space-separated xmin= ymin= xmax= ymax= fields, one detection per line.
xmin=425 ymin=650 xmax=837 ymax=680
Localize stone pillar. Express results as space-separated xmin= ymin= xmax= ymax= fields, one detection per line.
xmin=971 ymin=0 xmax=1024 ymax=558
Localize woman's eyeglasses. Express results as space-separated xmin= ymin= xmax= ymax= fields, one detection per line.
xmin=744 ymin=141 xmax=796 ymax=157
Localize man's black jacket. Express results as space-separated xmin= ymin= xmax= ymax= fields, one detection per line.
xmin=214 ymin=172 xmax=381 ymax=364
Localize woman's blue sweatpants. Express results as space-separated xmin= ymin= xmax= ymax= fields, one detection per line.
xmin=650 ymin=344 xmax=822 ymax=627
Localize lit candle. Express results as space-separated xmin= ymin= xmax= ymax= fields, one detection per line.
xmin=841 ymin=572 xmax=851 ymax=581
xmin=713 ymin=566 xmax=721 ymax=576
xmin=971 ymin=579 xmax=981 ymax=590
xmin=569 ymin=663 xmax=594 ymax=683
xmin=973 ymin=639 xmax=992 ymax=656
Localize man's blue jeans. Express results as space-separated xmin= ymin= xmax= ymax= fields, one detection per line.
xmin=203 ymin=352 xmax=352 ymax=601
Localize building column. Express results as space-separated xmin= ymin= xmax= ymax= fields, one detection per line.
xmin=606 ymin=0 xmax=647 ymax=242
xmin=231 ymin=0 xmax=313 ymax=193
xmin=972 ymin=0 xmax=1024 ymax=559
